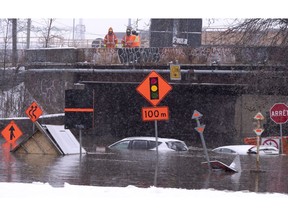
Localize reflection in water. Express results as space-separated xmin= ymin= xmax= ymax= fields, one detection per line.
xmin=0 ymin=142 xmax=18 ymax=182
xmin=1 ymin=145 xmax=288 ymax=194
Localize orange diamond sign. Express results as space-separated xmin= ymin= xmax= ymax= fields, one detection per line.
xmin=1 ymin=120 xmax=23 ymax=143
xmin=25 ymin=101 xmax=43 ymax=122
xmin=136 ymin=71 xmax=172 ymax=106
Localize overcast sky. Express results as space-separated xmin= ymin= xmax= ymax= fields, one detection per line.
xmin=2 ymin=0 xmax=286 ymax=40
xmin=3 ymin=0 xmax=285 ymax=19
xmin=33 ymin=18 xmax=237 ymax=40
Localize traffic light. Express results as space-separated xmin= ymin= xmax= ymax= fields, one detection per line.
xmin=149 ymin=77 xmax=159 ymax=100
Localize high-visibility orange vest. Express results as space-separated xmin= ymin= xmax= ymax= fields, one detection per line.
xmin=104 ymin=33 xmax=118 ymax=48
xmin=121 ymin=35 xmax=136 ymax=48
xmin=132 ymin=35 xmax=140 ymax=47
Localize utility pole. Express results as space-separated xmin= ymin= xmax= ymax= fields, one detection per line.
xmin=12 ymin=18 xmax=17 ymax=67
xmin=26 ymin=18 xmax=31 ymax=49
xmin=128 ymin=18 xmax=131 ymax=28
xmin=72 ymin=18 xmax=75 ymax=46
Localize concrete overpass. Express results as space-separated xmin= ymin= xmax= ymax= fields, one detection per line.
xmin=1 ymin=46 xmax=288 ymax=149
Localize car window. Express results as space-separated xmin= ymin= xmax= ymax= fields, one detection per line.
xmin=166 ymin=141 xmax=188 ymax=151
xmin=218 ymin=148 xmax=236 ymax=154
xmin=110 ymin=140 xmax=130 ymax=149
xmin=148 ymin=141 xmax=160 ymax=149
xmin=129 ymin=140 xmax=148 ymax=150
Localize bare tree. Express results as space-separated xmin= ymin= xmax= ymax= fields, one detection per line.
xmin=31 ymin=18 xmax=68 ymax=48
xmin=219 ymin=18 xmax=288 ymax=46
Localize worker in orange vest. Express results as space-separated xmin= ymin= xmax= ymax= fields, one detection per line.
xmin=121 ymin=27 xmax=135 ymax=48
xmin=132 ymin=30 xmax=140 ymax=47
xmin=104 ymin=27 xmax=118 ymax=48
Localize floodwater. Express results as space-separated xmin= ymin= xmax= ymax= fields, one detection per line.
xmin=1 ymin=142 xmax=288 ymax=194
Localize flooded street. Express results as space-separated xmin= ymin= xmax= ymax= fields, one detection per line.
xmin=1 ymin=143 xmax=288 ymax=194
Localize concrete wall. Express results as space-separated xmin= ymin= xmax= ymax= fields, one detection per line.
xmin=24 ymin=46 xmax=288 ymax=66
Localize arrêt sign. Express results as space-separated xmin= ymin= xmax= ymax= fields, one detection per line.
xmin=270 ymin=103 xmax=288 ymax=124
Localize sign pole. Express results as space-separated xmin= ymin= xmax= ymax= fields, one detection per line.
xmin=79 ymin=128 xmax=82 ymax=155
xmin=192 ymin=110 xmax=211 ymax=170
xmin=252 ymin=112 xmax=264 ymax=172
xmin=269 ymin=103 xmax=288 ymax=155
xmin=256 ymin=134 xmax=260 ymax=170
xmin=280 ymin=123 xmax=283 ymax=155
xmin=154 ymin=120 xmax=159 ymax=187
xmin=136 ymin=70 xmax=173 ymax=187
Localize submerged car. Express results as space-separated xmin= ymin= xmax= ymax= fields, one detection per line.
xmin=212 ymin=145 xmax=279 ymax=155
xmin=107 ymin=137 xmax=189 ymax=152
xmin=247 ymin=145 xmax=279 ymax=155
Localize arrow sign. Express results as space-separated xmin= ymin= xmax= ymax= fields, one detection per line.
xmin=1 ymin=120 xmax=23 ymax=143
xmin=192 ymin=110 xmax=203 ymax=119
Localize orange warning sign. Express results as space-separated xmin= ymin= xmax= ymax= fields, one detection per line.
xmin=141 ymin=106 xmax=169 ymax=121
xmin=1 ymin=120 xmax=23 ymax=143
xmin=136 ymin=71 xmax=172 ymax=107
xmin=25 ymin=101 xmax=43 ymax=122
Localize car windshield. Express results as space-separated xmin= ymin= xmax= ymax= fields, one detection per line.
xmin=166 ymin=141 xmax=188 ymax=151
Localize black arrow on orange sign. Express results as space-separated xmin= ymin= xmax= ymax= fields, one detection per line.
xmin=28 ymin=105 xmax=37 ymax=119
xmin=9 ymin=125 xmax=16 ymax=140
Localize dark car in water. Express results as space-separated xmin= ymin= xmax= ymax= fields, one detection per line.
xmin=108 ymin=137 xmax=189 ymax=152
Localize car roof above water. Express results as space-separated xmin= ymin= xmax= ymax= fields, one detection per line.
xmin=212 ymin=145 xmax=255 ymax=154
xmin=119 ymin=137 xmax=184 ymax=142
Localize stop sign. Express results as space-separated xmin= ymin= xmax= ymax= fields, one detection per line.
xmin=270 ymin=103 xmax=288 ymax=124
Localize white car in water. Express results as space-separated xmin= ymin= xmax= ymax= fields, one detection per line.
xmin=108 ymin=137 xmax=189 ymax=152
xmin=212 ymin=145 xmax=279 ymax=155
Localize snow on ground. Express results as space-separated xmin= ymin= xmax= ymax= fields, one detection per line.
xmin=0 ymin=182 xmax=287 ymax=216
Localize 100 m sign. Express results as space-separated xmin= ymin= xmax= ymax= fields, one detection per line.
xmin=141 ymin=106 xmax=169 ymax=121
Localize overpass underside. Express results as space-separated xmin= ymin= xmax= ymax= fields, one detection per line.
xmin=6 ymin=46 xmax=288 ymax=148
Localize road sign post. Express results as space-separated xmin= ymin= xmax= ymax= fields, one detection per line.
xmin=253 ymin=112 xmax=265 ymax=171
xmin=192 ymin=110 xmax=211 ymax=170
xmin=136 ymin=70 xmax=172 ymax=187
xmin=270 ymin=103 xmax=288 ymax=154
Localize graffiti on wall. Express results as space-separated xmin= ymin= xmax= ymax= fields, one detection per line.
xmin=91 ymin=48 xmax=162 ymax=65
xmin=91 ymin=47 xmax=241 ymax=65
xmin=117 ymin=48 xmax=161 ymax=64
